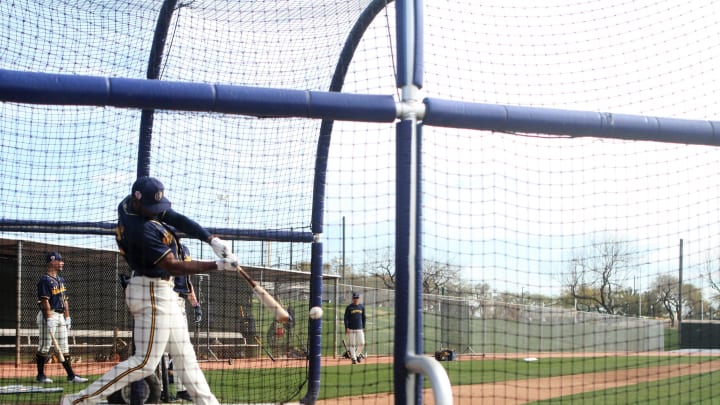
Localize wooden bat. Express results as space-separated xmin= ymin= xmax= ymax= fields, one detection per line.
xmin=235 ymin=265 xmax=290 ymax=323
xmin=253 ymin=335 xmax=275 ymax=361
xmin=49 ymin=329 xmax=65 ymax=363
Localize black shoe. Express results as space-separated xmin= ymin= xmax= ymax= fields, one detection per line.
xmin=176 ymin=390 xmax=193 ymax=402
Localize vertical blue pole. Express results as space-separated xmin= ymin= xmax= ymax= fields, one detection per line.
xmin=132 ymin=2 xmax=178 ymax=402
xmin=136 ymin=0 xmax=178 ymax=178
xmin=394 ymin=120 xmax=413 ymax=405
xmin=302 ymin=241 xmax=323 ymax=403
xmin=395 ymin=0 xmax=424 ymax=404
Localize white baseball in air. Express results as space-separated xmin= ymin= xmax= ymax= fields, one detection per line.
xmin=309 ymin=306 xmax=323 ymax=320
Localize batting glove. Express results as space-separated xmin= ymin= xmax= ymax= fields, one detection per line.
xmin=46 ymin=317 xmax=59 ymax=330
xmin=65 ymin=317 xmax=71 ymax=330
xmin=194 ymin=305 xmax=203 ymax=323
xmin=210 ymin=237 xmax=232 ymax=258
xmin=215 ymin=255 xmax=239 ymax=272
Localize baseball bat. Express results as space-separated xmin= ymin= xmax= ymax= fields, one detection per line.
xmin=253 ymin=335 xmax=275 ymax=361
xmin=235 ymin=265 xmax=290 ymax=323
xmin=49 ymin=329 xmax=65 ymax=363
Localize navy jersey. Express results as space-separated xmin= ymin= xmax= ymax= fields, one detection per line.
xmin=116 ymin=195 xmax=213 ymax=277
xmin=173 ymin=246 xmax=193 ymax=294
xmin=116 ymin=195 xmax=179 ymax=278
xmin=344 ymin=303 xmax=366 ymax=330
xmin=37 ymin=274 xmax=67 ymax=311
xmin=174 ymin=277 xmax=192 ymax=294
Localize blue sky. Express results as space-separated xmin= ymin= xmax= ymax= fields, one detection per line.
xmin=3 ymin=1 xmax=720 ymax=300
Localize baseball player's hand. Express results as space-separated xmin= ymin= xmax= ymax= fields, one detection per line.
xmin=215 ymin=255 xmax=239 ymax=271
xmin=194 ymin=305 xmax=203 ymax=323
xmin=210 ymin=237 xmax=233 ymax=258
xmin=65 ymin=317 xmax=72 ymax=330
xmin=46 ymin=317 xmax=59 ymax=330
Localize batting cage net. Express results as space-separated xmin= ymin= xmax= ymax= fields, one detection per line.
xmin=3 ymin=0 xmax=720 ymax=404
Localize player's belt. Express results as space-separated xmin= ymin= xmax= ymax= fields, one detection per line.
xmin=131 ymin=271 xmax=171 ymax=281
xmin=52 ymin=308 xmax=64 ymax=313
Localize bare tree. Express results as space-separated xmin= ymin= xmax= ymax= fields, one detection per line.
xmin=367 ymin=248 xmax=396 ymax=290
xmin=367 ymin=249 xmax=462 ymax=294
xmin=565 ymin=238 xmax=635 ymax=315
xmin=704 ymin=254 xmax=720 ymax=308
xmin=422 ymin=259 xmax=461 ymax=295
xmin=647 ymin=274 xmax=703 ymax=325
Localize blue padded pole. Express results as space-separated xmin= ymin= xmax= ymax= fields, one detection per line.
xmin=0 ymin=69 xmax=397 ymax=123
xmin=306 ymin=2 xmax=396 ymax=402
xmin=137 ymin=0 xmax=178 ymax=178
xmin=394 ymin=119 xmax=414 ymax=405
xmin=134 ymin=2 xmax=178 ymax=402
xmin=423 ymin=98 xmax=720 ymax=147
xmin=302 ymin=242 xmax=323 ymax=404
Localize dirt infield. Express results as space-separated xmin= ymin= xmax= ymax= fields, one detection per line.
xmin=6 ymin=352 xmax=720 ymax=404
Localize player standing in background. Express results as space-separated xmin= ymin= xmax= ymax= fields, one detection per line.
xmin=36 ymin=251 xmax=88 ymax=384
xmin=344 ymin=291 xmax=366 ymax=364
xmin=62 ymin=176 xmax=241 ymax=405
xmin=169 ymin=244 xmax=203 ymax=402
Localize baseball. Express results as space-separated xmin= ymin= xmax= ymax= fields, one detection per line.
xmin=309 ymin=306 xmax=323 ymax=320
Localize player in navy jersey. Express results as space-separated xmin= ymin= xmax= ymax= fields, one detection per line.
xmin=62 ymin=177 xmax=241 ymax=405
xmin=36 ymin=251 xmax=88 ymax=384
xmin=344 ymin=291 xmax=366 ymax=364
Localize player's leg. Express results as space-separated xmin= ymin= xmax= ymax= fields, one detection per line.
xmin=54 ymin=315 xmax=87 ymax=382
xmin=349 ymin=330 xmax=358 ymax=363
xmin=35 ymin=311 xmax=53 ymax=383
xmin=356 ymin=330 xmax=366 ymax=361
xmin=167 ymin=302 xmax=219 ymax=405
xmin=62 ymin=278 xmax=170 ymax=404
xmin=173 ymin=296 xmax=191 ymax=401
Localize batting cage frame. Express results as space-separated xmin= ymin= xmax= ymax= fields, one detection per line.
xmin=3 ymin=1 xmax=720 ymax=405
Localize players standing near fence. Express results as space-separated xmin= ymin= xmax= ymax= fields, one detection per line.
xmin=61 ymin=177 xmax=241 ymax=405
xmin=344 ymin=291 xmax=366 ymax=364
xmin=36 ymin=251 xmax=89 ymax=384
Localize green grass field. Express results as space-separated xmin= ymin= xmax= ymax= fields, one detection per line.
xmin=2 ymin=354 xmax=715 ymax=404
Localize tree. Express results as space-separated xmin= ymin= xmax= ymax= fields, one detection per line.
xmin=366 ymin=249 xmax=463 ymax=294
xmin=646 ymin=274 xmax=703 ymax=326
xmin=421 ymin=259 xmax=461 ymax=295
xmin=648 ymin=274 xmax=678 ymax=325
xmin=565 ymin=238 xmax=635 ymax=315
xmin=704 ymin=254 xmax=720 ymax=310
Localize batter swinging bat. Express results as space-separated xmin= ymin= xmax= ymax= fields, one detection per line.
xmin=49 ymin=330 xmax=65 ymax=363
xmin=235 ymin=265 xmax=290 ymax=323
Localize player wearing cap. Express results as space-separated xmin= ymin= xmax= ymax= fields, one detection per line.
xmin=344 ymin=292 xmax=366 ymax=364
xmin=36 ymin=251 xmax=88 ymax=384
xmin=62 ymin=177 xmax=241 ymax=405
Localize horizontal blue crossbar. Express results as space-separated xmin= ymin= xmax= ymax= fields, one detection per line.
xmin=424 ymin=97 xmax=720 ymax=146
xmin=0 ymin=69 xmax=397 ymax=123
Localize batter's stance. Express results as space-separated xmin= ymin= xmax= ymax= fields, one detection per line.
xmin=36 ymin=252 xmax=88 ymax=384
xmin=62 ymin=177 xmax=240 ymax=405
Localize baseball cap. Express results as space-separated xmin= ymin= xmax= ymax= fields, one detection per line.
xmin=132 ymin=176 xmax=171 ymax=214
xmin=45 ymin=252 xmax=63 ymax=263
xmin=352 ymin=292 xmax=360 ymax=299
